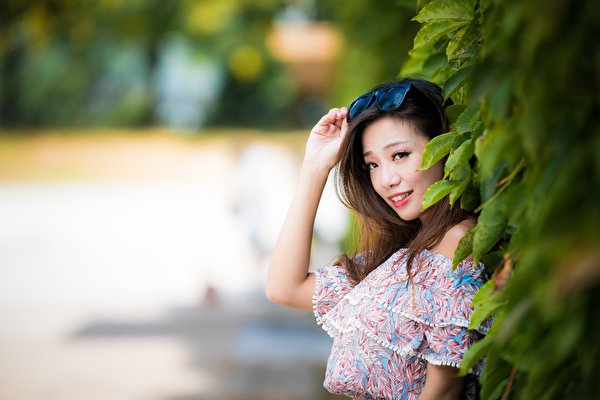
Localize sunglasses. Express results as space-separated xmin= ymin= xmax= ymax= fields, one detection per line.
xmin=346 ymin=82 xmax=412 ymax=122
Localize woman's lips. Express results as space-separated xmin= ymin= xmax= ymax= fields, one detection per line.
xmin=389 ymin=190 xmax=413 ymax=207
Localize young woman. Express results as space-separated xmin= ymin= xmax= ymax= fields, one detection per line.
xmin=266 ymin=79 xmax=490 ymax=399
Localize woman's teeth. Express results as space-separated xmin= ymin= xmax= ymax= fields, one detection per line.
xmin=392 ymin=191 xmax=412 ymax=202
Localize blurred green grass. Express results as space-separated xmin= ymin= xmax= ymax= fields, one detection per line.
xmin=0 ymin=128 xmax=307 ymax=181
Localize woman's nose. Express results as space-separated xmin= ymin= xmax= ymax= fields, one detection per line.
xmin=380 ymin=163 xmax=401 ymax=188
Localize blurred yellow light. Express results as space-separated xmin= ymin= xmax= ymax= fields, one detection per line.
xmin=228 ymin=45 xmax=264 ymax=83
xmin=187 ymin=1 xmax=235 ymax=35
xmin=23 ymin=4 xmax=50 ymax=50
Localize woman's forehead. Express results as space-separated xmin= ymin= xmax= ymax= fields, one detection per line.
xmin=361 ymin=118 xmax=424 ymax=148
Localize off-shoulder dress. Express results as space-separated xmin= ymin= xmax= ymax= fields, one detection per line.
xmin=311 ymin=248 xmax=491 ymax=400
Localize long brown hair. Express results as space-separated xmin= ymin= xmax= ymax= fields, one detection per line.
xmin=334 ymin=78 xmax=472 ymax=285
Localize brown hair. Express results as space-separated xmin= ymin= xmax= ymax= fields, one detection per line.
xmin=334 ymin=78 xmax=472 ymax=285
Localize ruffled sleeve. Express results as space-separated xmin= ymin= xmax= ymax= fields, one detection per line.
xmin=311 ymin=265 xmax=352 ymax=325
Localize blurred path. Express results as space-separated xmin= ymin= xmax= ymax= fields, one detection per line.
xmin=0 ymin=134 xmax=336 ymax=400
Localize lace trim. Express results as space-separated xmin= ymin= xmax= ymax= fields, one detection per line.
xmin=349 ymin=291 xmax=490 ymax=334
xmin=312 ymin=271 xmax=322 ymax=323
xmin=319 ymin=312 xmax=483 ymax=375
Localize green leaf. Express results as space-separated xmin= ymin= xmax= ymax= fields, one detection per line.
xmin=430 ymin=61 xmax=455 ymax=87
xmin=444 ymin=138 xmax=474 ymax=177
xmin=413 ymin=20 xmax=469 ymax=49
xmin=445 ymin=25 xmax=468 ymax=60
xmin=480 ymin=357 xmax=512 ymax=400
xmin=454 ymin=103 xmax=481 ymax=133
xmin=412 ymin=0 xmax=476 ymax=23
xmin=472 ymin=279 xmax=495 ymax=307
xmin=479 ymin=161 xmax=507 ymax=203
xmin=416 ymin=0 xmax=434 ymax=12
xmin=458 ymin=335 xmax=493 ymax=376
xmin=460 ymin=182 xmax=480 ymax=211
xmin=453 ymin=224 xmax=475 ymax=268
xmin=481 ymin=251 xmax=504 ymax=271
xmin=449 ymin=162 xmax=471 ymax=205
xmin=422 ymin=180 xmax=459 ymax=210
xmin=445 ymin=104 xmax=467 ymax=124
xmin=449 ymin=157 xmax=470 ymax=181
xmin=469 ymin=299 xmax=505 ymax=330
xmin=474 ymin=122 xmax=520 ymax=182
xmin=473 ymin=198 xmax=507 ymax=263
xmin=419 ymin=131 xmax=455 ymax=170
xmin=403 ymin=41 xmax=445 ymax=77
xmin=503 ymin=180 xmax=528 ymax=227
xmin=442 ymin=64 xmax=473 ymax=99
xmin=421 ymin=52 xmax=450 ymax=79
xmin=485 ymin=78 xmax=511 ymax=119
xmin=447 ymin=20 xmax=481 ymax=61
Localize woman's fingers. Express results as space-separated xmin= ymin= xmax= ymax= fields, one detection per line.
xmin=311 ymin=107 xmax=347 ymax=139
xmin=327 ymin=108 xmax=348 ymax=132
xmin=324 ymin=108 xmax=341 ymax=129
xmin=339 ymin=109 xmax=348 ymax=137
xmin=305 ymin=107 xmax=348 ymax=168
xmin=335 ymin=107 xmax=348 ymax=131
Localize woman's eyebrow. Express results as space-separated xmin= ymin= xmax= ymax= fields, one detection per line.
xmin=363 ymin=141 xmax=410 ymax=157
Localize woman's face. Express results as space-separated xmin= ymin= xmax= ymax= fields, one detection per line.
xmin=361 ymin=117 xmax=443 ymax=222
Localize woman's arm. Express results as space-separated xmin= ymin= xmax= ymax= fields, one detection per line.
xmin=418 ymin=364 xmax=465 ymax=400
xmin=265 ymin=108 xmax=348 ymax=310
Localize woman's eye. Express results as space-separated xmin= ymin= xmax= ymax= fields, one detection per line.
xmin=364 ymin=162 xmax=378 ymax=170
xmin=392 ymin=151 xmax=409 ymax=160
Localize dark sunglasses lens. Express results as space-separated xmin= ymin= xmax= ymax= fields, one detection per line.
xmin=348 ymin=95 xmax=372 ymax=120
xmin=377 ymin=86 xmax=410 ymax=110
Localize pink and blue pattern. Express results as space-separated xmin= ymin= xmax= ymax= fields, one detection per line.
xmin=312 ymin=248 xmax=491 ymax=399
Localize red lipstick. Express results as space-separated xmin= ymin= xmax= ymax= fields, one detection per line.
xmin=388 ymin=190 xmax=413 ymax=207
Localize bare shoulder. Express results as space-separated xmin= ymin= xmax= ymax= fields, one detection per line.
xmin=433 ymin=219 xmax=476 ymax=259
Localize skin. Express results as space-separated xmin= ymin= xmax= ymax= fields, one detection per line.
xmin=362 ymin=117 xmax=443 ymax=223
xmin=266 ymin=108 xmax=468 ymax=400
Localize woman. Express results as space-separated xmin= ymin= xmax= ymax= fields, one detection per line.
xmin=266 ymin=78 xmax=489 ymax=399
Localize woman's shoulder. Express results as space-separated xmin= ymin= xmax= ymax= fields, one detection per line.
xmin=431 ymin=219 xmax=476 ymax=260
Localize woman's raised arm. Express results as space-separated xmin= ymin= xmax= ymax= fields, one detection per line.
xmin=265 ymin=107 xmax=348 ymax=309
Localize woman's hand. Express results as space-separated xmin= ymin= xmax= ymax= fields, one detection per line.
xmin=304 ymin=107 xmax=348 ymax=170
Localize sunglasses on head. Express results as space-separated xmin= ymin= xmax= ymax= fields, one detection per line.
xmin=346 ymin=82 xmax=412 ymax=122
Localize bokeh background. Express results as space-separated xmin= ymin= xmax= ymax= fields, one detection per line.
xmin=0 ymin=1 xmax=418 ymax=399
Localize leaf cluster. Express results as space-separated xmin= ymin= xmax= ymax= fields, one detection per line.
xmin=402 ymin=0 xmax=600 ymax=398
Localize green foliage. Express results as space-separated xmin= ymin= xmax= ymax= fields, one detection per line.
xmin=406 ymin=0 xmax=600 ymax=398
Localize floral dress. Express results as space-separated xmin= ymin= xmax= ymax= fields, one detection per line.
xmin=311 ymin=248 xmax=491 ymax=400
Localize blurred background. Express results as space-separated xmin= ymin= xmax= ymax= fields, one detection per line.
xmin=0 ymin=0 xmax=418 ymax=399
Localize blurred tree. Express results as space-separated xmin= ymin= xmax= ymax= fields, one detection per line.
xmin=0 ymin=0 xmax=183 ymax=126
xmin=317 ymin=0 xmax=418 ymax=105
xmin=0 ymin=0 xmax=79 ymax=125
xmin=0 ymin=0 xmax=290 ymax=128
xmin=184 ymin=0 xmax=298 ymax=128
xmin=0 ymin=0 xmax=423 ymax=129
xmin=98 ymin=0 xmax=184 ymax=125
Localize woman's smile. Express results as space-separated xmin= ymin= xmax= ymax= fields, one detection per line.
xmin=362 ymin=117 xmax=443 ymax=222
xmin=388 ymin=190 xmax=413 ymax=207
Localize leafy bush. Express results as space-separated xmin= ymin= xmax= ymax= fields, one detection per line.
xmin=402 ymin=0 xmax=600 ymax=398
